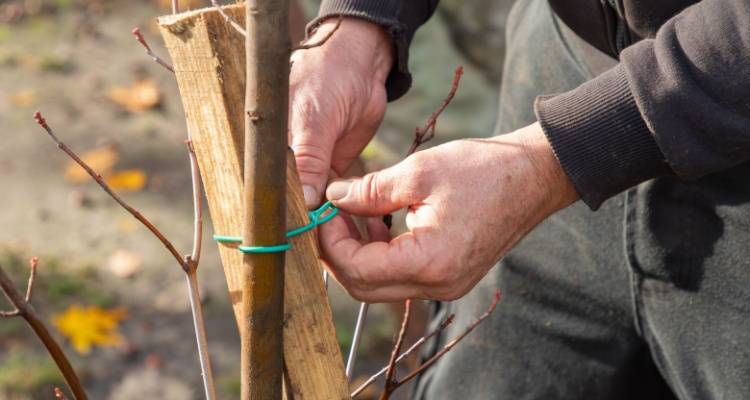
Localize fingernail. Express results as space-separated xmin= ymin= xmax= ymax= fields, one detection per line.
xmin=327 ymin=180 xmax=352 ymax=201
xmin=303 ymin=185 xmax=318 ymax=207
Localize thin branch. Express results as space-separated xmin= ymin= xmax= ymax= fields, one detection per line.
xmin=33 ymin=112 xmax=188 ymax=271
xmin=406 ymin=65 xmax=464 ymax=156
xmin=25 ymin=256 xmax=38 ymax=303
xmin=185 ymin=140 xmax=203 ymax=266
xmin=0 ymin=261 xmax=87 ymax=400
xmin=292 ymin=16 xmax=342 ymax=51
xmin=33 ymin=112 xmax=218 ymax=398
xmin=132 ymin=27 xmax=175 ymax=73
xmin=351 ymin=313 xmax=455 ymax=398
xmin=210 ymin=0 xmax=246 ymax=37
xmin=382 ymin=65 xmax=465 ymax=229
xmin=185 ymin=264 xmax=217 ymax=400
xmin=0 ymin=309 xmax=20 ymax=317
xmin=380 ymin=299 xmax=412 ymax=399
xmin=392 ymin=290 xmax=502 ymax=391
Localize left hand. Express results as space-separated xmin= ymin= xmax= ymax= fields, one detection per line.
xmin=319 ymin=122 xmax=579 ymax=302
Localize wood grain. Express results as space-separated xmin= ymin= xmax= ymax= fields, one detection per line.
xmin=159 ymin=5 xmax=350 ymax=399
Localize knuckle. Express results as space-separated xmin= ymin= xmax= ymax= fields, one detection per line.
xmin=401 ymin=155 xmax=432 ymax=192
xmin=358 ymin=172 xmax=382 ymax=204
xmin=293 ymin=143 xmax=330 ymax=177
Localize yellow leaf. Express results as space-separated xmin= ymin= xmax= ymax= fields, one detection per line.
xmin=106 ymin=80 xmax=161 ymax=113
xmin=105 ymin=169 xmax=147 ymax=192
xmin=52 ymin=305 xmax=127 ymax=355
xmin=63 ymin=145 xmax=119 ymax=183
xmin=7 ymin=89 xmax=37 ymax=108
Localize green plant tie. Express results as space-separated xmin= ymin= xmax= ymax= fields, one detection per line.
xmin=213 ymin=201 xmax=339 ymax=253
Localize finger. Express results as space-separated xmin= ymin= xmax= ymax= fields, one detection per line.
xmin=326 ymin=159 xmax=427 ymax=217
xmin=365 ymin=217 xmax=391 ymax=242
xmin=338 ymin=212 xmax=362 ymax=241
xmin=289 ymin=95 xmax=336 ymax=208
xmin=319 ymin=213 xmax=436 ymax=291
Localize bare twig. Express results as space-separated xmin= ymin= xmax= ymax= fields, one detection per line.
xmin=185 ymin=261 xmax=216 ymax=400
xmin=25 ymin=256 xmax=38 ymax=302
xmin=352 ymin=65 xmax=464 ymax=394
xmin=34 ymin=112 xmax=218 ymax=398
xmin=292 ymin=16 xmax=342 ymax=51
xmin=351 ymin=313 xmax=455 ymax=398
xmin=186 ymin=140 xmax=203 ymax=265
xmin=406 ymin=65 xmax=464 ymax=156
xmin=0 ymin=309 xmax=20 ymax=317
xmin=380 ymin=299 xmax=412 ymax=400
xmin=210 ymin=0 xmax=246 ymax=37
xmin=381 ymin=65 xmax=465 ymax=231
xmin=182 ymin=139 xmax=214 ymax=400
xmin=0 ymin=260 xmax=87 ymax=400
xmin=34 ymin=112 xmax=187 ymax=271
xmin=392 ymin=290 xmax=502 ymax=392
xmin=132 ymin=27 xmax=174 ymax=73
xmin=345 ymin=302 xmax=369 ymax=378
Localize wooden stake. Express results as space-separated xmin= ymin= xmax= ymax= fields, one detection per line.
xmin=242 ymin=0 xmax=289 ymax=398
xmin=159 ymin=5 xmax=351 ymax=399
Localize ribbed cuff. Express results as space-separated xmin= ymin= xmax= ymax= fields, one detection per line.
xmin=534 ymin=65 xmax=672 ymax=210
xmin=308 ymin=0 xmax=412 ymax=101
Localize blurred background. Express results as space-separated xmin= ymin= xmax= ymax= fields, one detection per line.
xmin=0 ymin=0 xmax=506 ymax=398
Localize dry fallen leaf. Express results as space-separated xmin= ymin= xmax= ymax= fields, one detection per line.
xmin=7 ymin=89 xmax=37 ymax=108
xmin=53 ymin=305 xmax=128 ymax=355
xmin=64 ymin=145 xmax=119 ymax=183
xmin=107 ymin=249 xmax=143 ymax=278
xmin=107 ymin=80 xmax=161 ymax=113
xmin=105 ymin=169 xmax=147 ymax=192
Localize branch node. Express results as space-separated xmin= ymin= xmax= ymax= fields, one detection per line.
xmin=408 ymin=65 xmax=464 ymax=156
xmin=132 ymin=26 xmax=175 ymax=73
xmin=247 ymin=111 xmax=260 ymax=122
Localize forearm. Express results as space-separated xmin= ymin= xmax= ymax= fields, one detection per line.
xmin=536 ymin=0 xmax=750 ymax=209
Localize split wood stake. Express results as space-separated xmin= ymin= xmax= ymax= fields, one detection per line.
xmin=242 ymin=0 xmax=290 ymax=398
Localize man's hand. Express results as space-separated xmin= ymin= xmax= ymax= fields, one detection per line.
xmin=319 ymin=123 xmax=580 ymax=302
xmin=290 ymin=17 xmax=393 ymax=207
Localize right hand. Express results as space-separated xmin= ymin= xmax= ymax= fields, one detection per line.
xmin=290 ymin=17 xmax=394 ymax=207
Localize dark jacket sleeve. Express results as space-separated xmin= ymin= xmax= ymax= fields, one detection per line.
xmin=534 ymin=0 xmax=750 ymax=209
xmin=309 ymin=0 xmax=439 ymax=100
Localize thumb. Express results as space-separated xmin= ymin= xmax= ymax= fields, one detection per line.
xmin=290 ymin=115 xmax=336 ymax=209
xmin=326 ymin=161 xmax=427 ymax=216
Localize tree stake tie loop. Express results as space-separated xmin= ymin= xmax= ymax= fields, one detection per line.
xmin=213 ymin=201 xmax=339 ymax=253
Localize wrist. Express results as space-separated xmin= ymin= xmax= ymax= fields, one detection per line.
xmin=509 ymin=122 xmax=579 ymax=211
xmin=306 ymin=17 xmax=394 ymax=82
